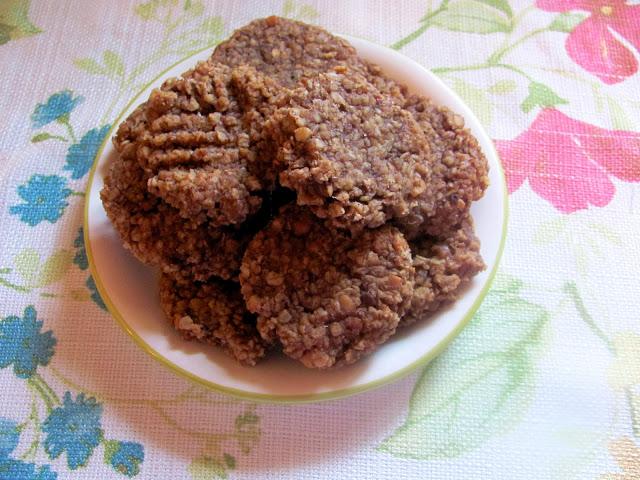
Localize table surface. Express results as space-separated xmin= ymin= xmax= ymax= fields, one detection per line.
xmin=1 ymin=1 xmax=639 ymax=479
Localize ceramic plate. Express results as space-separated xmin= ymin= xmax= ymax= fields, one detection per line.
xmin=85 ymin=35 xmax=508 ymax=403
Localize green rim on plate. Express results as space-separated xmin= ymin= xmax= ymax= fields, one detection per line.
xmin=84 ymin=43 xmax=509 ymax=404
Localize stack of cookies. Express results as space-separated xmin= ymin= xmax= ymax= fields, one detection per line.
xmin=101 ymin=16 xmax=488 ymax=369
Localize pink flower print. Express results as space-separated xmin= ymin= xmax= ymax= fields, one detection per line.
xmin=537 ymin=0 xmax=640 ymax=84
xmin=495 ymin=108 xmax=640 ymax=213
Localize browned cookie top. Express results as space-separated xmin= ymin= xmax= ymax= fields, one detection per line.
xmin=117 ymin=61 xmax=281 ymax=227
xmin=211 ymin=16 xmax=359 ymax=88
xmin=401 ymin=213 xmax=485 ymax=327
xmin=231 ymin=65 xmax=286 ymax=184
xmin=101 ymin=145 xmax=255 ymax=282
xmin=159 ymin=274 xmax=267 ymax=366
xmin=398 ymin=95 xmax=489 ymax=238
xmin=239 ymin=206 xmax=415 ymax=368
xmin=358 ymin=60 xmax=408 ymax=103
xmin=265 ymin=70 xmax=434 ymax=232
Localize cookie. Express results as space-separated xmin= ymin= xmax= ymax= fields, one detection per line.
xmin=101 ymin=146 xmax=254 ymax=281
xmin=398 ymin=95 xmax=489 ymax=238
xmin=211 ymin=16 xmax=359 ymax=88
xmin=266 ymin=69 xmax=434 ymax=232
xmin=401 ymin=213 xmax=485 ymax=326
xmin=159 ymin=274 xmax=267 ymax=366
xmin=240 ymin=206 xmax=415 ymax=368
xmin=120 ymin=61 xmax=282 ymax=227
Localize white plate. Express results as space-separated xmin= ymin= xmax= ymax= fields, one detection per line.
xmin=85 ymin=35 xmax=508 ymax=403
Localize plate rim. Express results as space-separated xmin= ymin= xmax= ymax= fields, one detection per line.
xmin=84 ymin=39 xmax=509 ymax=404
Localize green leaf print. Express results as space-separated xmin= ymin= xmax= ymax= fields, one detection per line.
xmin=134 ymin=2 xmax=156 ymax=21
xmin=588 ymin=222 xmax=622 ymax=246
xmin=103 ymin=439 xmax=119 ymax=465
xmin=549 ymin=12 xmax=587 ymax=33
xmin=432 ymin=0 xmax=512 ymax=34
xmin=282 ymin=0 xmax=319 ymax=21
xmin=37 ymin=250 xmax=74 ymax=287
xmin=487 ymin=79 xmax=517 ymax=95
xmin=14 ymin=248 xmax=40 ymax=285
xmin=103 ymin=50 xmax=126 ymax=77
xmin=630 ymin=394 xmax=640 ymax=437
xmin=198 ymin=16 xmax=224 ymax=38
xmin=234 ymin=409 xmax=261 ymax=454
xmin=73 ymin=57 xmax=107 ymax=75
xmin=31 ymin=132 xmax=67 ymax=143
xmin=13 ymin=249 xmax=74 ymax=288
xmin=223 ymin=453 xmax=236 ymax=469
xmin=532 ymin=215 xmax=622 ymax=278
xmin=379 ymin=275 xmax=548 ymax=459
xmin=189 ymin=456 xmax=228 ymax=480
xmin=520 ymin=81 xmax=568 ymax=113
xmin=0 ymin=23 xmax=13 ymax=45
xmin=607 ymin=97 xmax=636 ymax=130
xmin=134 ymin=0 xmax=178 ymax=21
xmin=74 ymin=51 xmax=127 ymax=79
xmin=183 ymin=0 xmax=205 ymax=18
xmin=0 ymin=0 xmax=42 ymax=45
xmin=476 ymin=0 xmax=513 ymax=18
xmin=448 ymin=77 xmax=493 ymax=126
xmin=533 ymin=216 xmax=568 ymax=246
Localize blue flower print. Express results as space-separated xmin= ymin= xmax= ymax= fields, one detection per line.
xmin=0 ymin=459 xmax=57 ymax=480
xmin=34 ymin=465 xmax=57 ymax=480
xmin=86 ymin=276 xmax=106 ymax=311
xmin=9 ymin=175 xmax=71 ymax=226
xmin=0 ymin=417 xmax=57 ymax=479
xmin=0 ymin=306 xmax=56 ymax=379
xmin=64 ymin=125 xmax=111 ymax=179
xmin=42 ymin=392 xmax=103 ymax=469
xmin=73 ymin=228 xmax=88 ymax=270
xmin=31 ymin=91 xmax=83 ymax=129
xmin=0 ymin=418 xmax=19 ymax=458
xmin=0 ymin=457 xmax=37 ymax=479
xmin=105 ymin=441 xmax=144 ymax=477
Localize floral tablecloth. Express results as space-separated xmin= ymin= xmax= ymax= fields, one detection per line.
xmin=1 ymin=1 xmax=639 ymax=478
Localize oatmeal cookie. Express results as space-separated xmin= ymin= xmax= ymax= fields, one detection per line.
xmin=112 ymin=102 xmax=149 ymax=153
xmin=231 ymin=65 xmax=286 ymax=183
xmin=159 ymin=274 xmax=267 ymax=366
xmin=401 ymin=213 xmax=485 ymax=327
xmin=358 ymin=60 xmax=407 ymax=103
xmin=128 ymin=61 xmax=281 ymax=226
xmin=211 ymin=16 xmax=359 ymax=88
xmin=240 ymin=206 xmax=414 ymax=368
xmin=212 ymin=16 xmax=402 ymax=97
xmin=146 ymin=159 xmax=264 ymax=227
xmin=399 ymin=95 xmax=489 ymax=237
xmin=265 ymin=70 xmax=434 ymax=232
xmin=101 ymin=147 xmax=254 ymax=282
